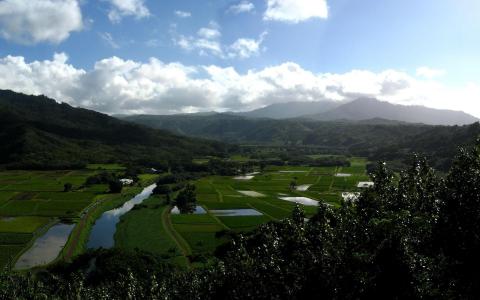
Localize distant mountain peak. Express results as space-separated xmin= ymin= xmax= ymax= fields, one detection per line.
xmin=305 ymin=98 xmax=478 ymax=126
xmin=237 ymin=100 xmax=342 ymax=119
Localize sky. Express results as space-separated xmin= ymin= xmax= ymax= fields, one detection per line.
xmin=0 ymin=0 xmax=479 ymax=116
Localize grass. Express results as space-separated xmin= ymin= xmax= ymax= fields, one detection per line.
xmin=0 ymin=217 xmax=50 ymax=233
xmin=156 ymin=157 xmax=370 ymax=265
xmin=114 ymin=196 xmax=186 ymax=265
xmin=218 ymin=215 xmax=272 ymax=230
xmin=0 ymin=232 xmax=33 ymax=245
xmin=86 ymin=164 xmax=126 ymax=170
xmin=0 ymin=245 xmax=25 ymax=269
xmin=0 ymin=165 xmax=158 ymax=268
xmin=0 ymin=157 xmax=371 ymax=269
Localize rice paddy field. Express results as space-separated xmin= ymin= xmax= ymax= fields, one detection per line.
xmin=114 ymin=157 xmax=372 ymax=266
xmin=0 ymin=157 xmax=371 ymax=269
xmin=0 ymin=168 xmax=132 ymax=268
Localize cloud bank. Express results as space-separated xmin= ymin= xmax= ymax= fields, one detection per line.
xmin=0 ymin=53 xmax=479 ymax=117
xmin=0 ymin=0 xmax=83 ymax=44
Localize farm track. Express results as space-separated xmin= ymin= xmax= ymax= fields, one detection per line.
xmin=161 ymin=206 xmax=192 ymax=266
xmin=207 ymin=209 xmax=231 ymax=230
xmin=63 ymin=197 xmax=105 ymax=260
xmin=328 ymin=166 xmax=340 ymax=190
xmin=246 ymin=203 xmax=276 ymax=220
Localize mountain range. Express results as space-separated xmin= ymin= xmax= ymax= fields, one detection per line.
xmin=121 ymin=107 xmax=480 ymax=171
xmin=1 ymin=89 xmax=479 ymax=172
xmin=237 ymin=98 xmax=478 ymax=125
xmin=236 ymin=100 xmax=341 ymax=119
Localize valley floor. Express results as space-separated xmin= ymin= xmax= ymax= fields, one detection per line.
xmin=0 ymin=157 xmax=370 ymax=269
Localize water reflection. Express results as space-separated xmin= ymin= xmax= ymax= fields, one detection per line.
xmin=15 ymin=223 xmax=74 ymax=270
xmin=210 ymin=209 xmax=263 ymax=216
xmin=87 ymin=184 xmax=156 ymax=249
xmin=171 ymin=205 xmax=207 ymax=215
xmin=279 ymin=196 xmax=319 ymax=206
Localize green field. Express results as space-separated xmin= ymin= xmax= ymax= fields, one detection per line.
xmin=114 ymin=157 xmax=371 ymax=266
xmin=114 ymin=196 xmax=187 ymax=265
xmin=0 ymin=159 xmax=370 ymax=269
xmin=0 ymin=166 xmax=152 ymax=269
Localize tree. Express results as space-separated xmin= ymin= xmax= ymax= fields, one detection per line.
xmin=153 ymin=184 xmax=171 ymax=195
xmin=289 ymin=179 xmax=297 ymax=191
xmin=108 ymin=180 xmax=123 ymax=193
xmin=63 ymin=183 xmax=72 ymax=192
xmin=434 ymin=142 xmax=480 ymax=297
xmin=259 ymin=161 xmax=267 ymax=172
xmin=175 ymin=183 xmax=197 ymax=213
xmin=165 ymin=193 xmax=171 ymax=205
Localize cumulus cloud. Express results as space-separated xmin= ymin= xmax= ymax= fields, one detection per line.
xmin=197 ymin=26 xmax=221 ymax=40
xmin=228 ymin=32 xmax=268 ymax=59
xmin=264 ymin=0 xmax=328 ymax=23
xmin=174 ymin=10 xmax=192 ymax=18
xmin=0 ymin=53 xmax=479 ymax=117
xmin=106 ymin=0 xmax=150 ymax=23
xmin=0 ymin=53 xmax=85 ymax=101
xmin=228 ymin=1 xmax=255 ymax=14
xmin=0 ymin=0 xmax=83 ymax=44
xmin=173 ymin=23 xmax=266 ymax=59
xmin=172 ymin=22 xmax=224 ymax=57
xmin=416 ymin=67 xmax=446 ymax=79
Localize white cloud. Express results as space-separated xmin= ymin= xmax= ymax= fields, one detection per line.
xmin=173 ymin=23 xmax=266 ymax=59
xmin=228 ymin=1 xmax=255 ymax=14
xmin=264 ymin=0 xmax=328 ymax=23
xmin=0 ymin=53 xmax=479 ymax=117
xmin=0 ymin=0 xmax=83 ymax=44
xmin=0 ymin=53 xmax=85 ymax=102
xmin=416 ymin=67 xmax=446 ymax=79
xmin=228 ymin=32 xmax=267 ymax=59
xmin=197 ymin=25 xmax=221 ymax=40
xmin=99 ymin=32 xmax=120 ymax=49
xmin=174 ymin=10 xmax=192 ymax=18
xmin=106 ymin=0 xmax=150 ymax=23
xmin=173 ymin=22 xmax=224 ymax=58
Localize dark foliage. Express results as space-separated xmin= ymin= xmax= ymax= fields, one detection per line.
xmin=63 ymin=183 xmax=72 ymax=192
xmin=85 ymin=171 xmax=117 ymax=185
xmin=152 ymin=184 xmax=171 ymax=195
xmin=174 ymin=183 xmax=197 ymax=213
xmin=108 ymin=180 xmax=123 ymax=193
xmin=0 ymin=90 xmax=225 ymax=169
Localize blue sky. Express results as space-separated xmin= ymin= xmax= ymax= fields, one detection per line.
xmin=0 ymin=0 xmax=479 ymax=116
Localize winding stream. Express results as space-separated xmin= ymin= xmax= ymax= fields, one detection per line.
xmin=87 ymin=184 xmax=156 ymax=249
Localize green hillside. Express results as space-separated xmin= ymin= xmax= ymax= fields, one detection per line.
xmin=0 ymin=90 xmax=225 ymax=169
xmin=121 ymin=113 xmax=480 ymax=170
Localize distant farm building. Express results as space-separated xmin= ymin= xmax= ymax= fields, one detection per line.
xmin=357 ymin=182 xmax=374 ymax=188
xmin=120 ymin=178 xmax=134 ymax=186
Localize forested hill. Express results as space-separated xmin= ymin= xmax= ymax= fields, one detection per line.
xmin=0 ymin=90 xmax=225 ymax=169
xmin=121 ymin=113 xmax=480 ymax=170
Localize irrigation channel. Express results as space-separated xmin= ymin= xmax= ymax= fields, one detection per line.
xmin=13 ymin=184 xmax=157 ymax=269
xmin=87 ymin=184 xmax=157 ymax=249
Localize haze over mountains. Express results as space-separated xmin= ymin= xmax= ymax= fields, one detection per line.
xmin=237 ymin=100 xmax=341 ymax=119
xmin=237 ymin=98 xmax=478 ymax=125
